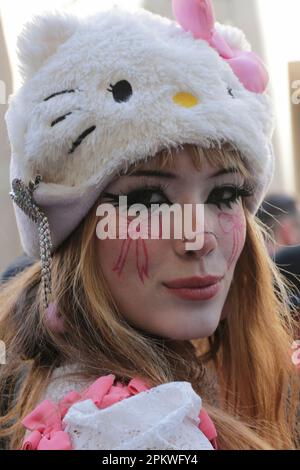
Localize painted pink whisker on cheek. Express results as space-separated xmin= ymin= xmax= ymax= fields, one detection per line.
xmin=228 ymin=233 xmax=239 ymax=268
xmin=218 ymin=213 xmax=235 ymax=234
xmin=113 ymin=238 xmax=149 ymax=283
xmin=218 ymin=212 xmax=245 ymax=269
xmin=113 ymin=213 xmax=150 ymax=283
xmin=113 ymin=239 xmax=131 ymax=276
xmin=136 ymin=239 xmax=149 ymax=283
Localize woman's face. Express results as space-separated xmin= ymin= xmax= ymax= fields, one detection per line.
xmin=95 ymin=149 xmax=248 ymax=340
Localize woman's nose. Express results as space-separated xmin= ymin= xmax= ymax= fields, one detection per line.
xmin=173 ymin=230 xmax=218 ymax=259
xmin=170 ymin=202 xmax=218 ymax=257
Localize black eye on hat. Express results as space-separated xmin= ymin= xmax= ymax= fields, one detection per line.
xmin=107 ymin=80 xmax=133 ymax=103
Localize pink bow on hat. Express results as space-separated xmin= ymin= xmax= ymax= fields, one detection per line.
xmin=172 ymin=0 xmax=269 ymax=93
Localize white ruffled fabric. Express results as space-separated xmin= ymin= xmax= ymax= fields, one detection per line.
xmin=39 ymin=365 xmax=214 ymax=450
xmin=62 ymin=381 xmax=213 ymax=450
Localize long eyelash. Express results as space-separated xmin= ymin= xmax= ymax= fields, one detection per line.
xmin=102 ymin=181 xmax=255 ymax=209
xmin=211 ymin=182 xmax=255 ymax=210
xmin=102 ymin=181 xmax=171 ymax=205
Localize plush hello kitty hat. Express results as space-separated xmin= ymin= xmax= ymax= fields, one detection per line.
xmin=6 ymin=0 xmax=274 ymax=310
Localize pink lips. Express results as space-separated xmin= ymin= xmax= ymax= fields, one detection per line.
xmin=163 ymin=275 xmax=223 ymax=301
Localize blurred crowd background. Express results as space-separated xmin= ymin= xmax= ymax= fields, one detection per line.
xmin=0 ymin=0 xmax=300 ymax=306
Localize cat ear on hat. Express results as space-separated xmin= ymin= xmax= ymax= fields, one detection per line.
xmin=172 ymin=0 xmax=215 ymax=41
xmin=17 ymin=11 xmax=80 ymax=82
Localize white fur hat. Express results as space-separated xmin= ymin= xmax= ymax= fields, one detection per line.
xmin=6 ymin=1 xmax=274 ymax=265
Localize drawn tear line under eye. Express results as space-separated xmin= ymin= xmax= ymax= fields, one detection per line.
xmin=68 ymin=126 xmax=97 ymax=154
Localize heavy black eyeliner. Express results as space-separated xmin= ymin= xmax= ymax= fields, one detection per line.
xmin=101 ymin=184 xmax=172 ymax=207
xmin=207 ymin=183 xmax=254 ymax=210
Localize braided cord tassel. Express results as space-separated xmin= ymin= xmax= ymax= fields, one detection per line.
xmin=9 ymin=175 xmax=53 ymax=311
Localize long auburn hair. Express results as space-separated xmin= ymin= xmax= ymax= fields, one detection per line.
xmin=0 ymin=144 xmax=299 ymax=450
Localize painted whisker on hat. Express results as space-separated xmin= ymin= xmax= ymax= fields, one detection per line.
xmin=51 ymin=112 xmax=73 ymax=127
xmin=44 ymin=89 xmax=76 ymax=102
xmin=68 ymin=125 xmax=96 ymax=154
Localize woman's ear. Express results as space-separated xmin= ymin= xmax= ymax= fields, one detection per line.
xmin=172 ymin=0 xmax=215 ymax=41
xmin=17 ymin=11 xmax=80 ymax=82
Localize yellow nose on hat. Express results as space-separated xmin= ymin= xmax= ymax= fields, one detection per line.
xmin=173 ymin=92 xmax=199 ymax=108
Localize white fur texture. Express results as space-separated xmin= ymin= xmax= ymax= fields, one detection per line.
xmin=214 ymin=22 xmax=251 ymax=52
xmin=17 ymin=12 xmax=80 ymax=82
xmin=5 ymin=7 xmax=275 ymax=257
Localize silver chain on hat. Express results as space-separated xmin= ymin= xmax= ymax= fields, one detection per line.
xmin=9 ymin=175 xmax=53 ymax=311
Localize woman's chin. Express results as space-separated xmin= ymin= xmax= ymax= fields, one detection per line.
xmin=158 ymin=319 xmax=220 ymax=341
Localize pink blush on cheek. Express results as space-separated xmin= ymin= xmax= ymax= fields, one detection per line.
xmin=218 ymin=211 xmax=246 ymax=270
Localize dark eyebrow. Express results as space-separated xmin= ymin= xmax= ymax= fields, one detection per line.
xmin=209 ymin=167 xmax=239 ymax=178
xmin=125 ymin=170 xmax=177 ymax=179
